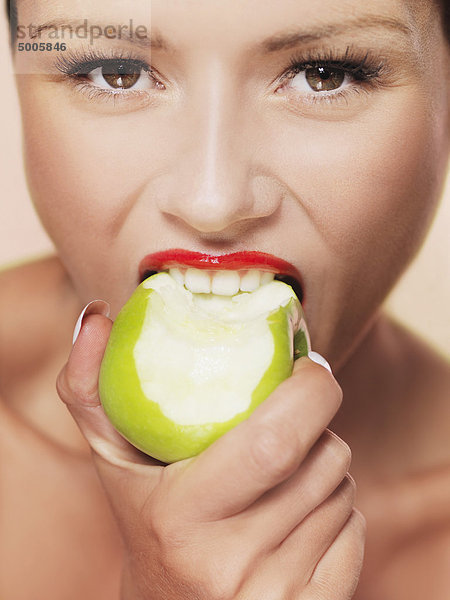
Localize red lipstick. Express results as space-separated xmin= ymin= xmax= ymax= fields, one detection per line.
xmin=139 ymin=249 xmax=299 ymax=277
xmin=138 ymin=249 xmax=304 ymax=302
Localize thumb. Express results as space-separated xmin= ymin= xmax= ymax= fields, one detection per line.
xmin=56 ymin=301 xmax=162 ymax=511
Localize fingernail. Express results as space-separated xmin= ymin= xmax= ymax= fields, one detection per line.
xmin=346 ymin=472 xmax=356 ymax=487
xmin=72 ymin=300 xmax=111 ymax=345
xmin=308 ymin=350 xmax=333 ymax=374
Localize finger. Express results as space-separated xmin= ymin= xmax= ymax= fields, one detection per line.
xmin=307 ymin=508 xmax=366 ymax=599
xmin=276 ymin=474 xmax=356 ymax=581
xmin=56 ymin=310 xmax=163 ymax=481
xmin=231 ymin=477 xmax=356 ymax=600
xmin=172 ymin=356 xmax=343 ymax=521
xmin=235 ymin=429 xmax=352 ymax=548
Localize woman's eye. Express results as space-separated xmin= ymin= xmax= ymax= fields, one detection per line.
xmin=287 ymin=66 xmax=350 ymax=93
xmin=87 ymin=62 xmax=158 ymax=91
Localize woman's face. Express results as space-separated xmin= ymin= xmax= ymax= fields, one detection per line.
xmin=13 ymin=0 xmax=450 ymax=370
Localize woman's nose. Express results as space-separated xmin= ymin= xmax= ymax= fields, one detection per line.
xmin=155 ymin=69 xmax=283 ymax=235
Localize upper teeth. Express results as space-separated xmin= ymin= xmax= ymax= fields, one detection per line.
xmin=167 ymin=267 xmax=275 ymax=296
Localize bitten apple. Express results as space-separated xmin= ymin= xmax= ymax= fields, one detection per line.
xmin=99 ymin=271 xmax=310 ymax=463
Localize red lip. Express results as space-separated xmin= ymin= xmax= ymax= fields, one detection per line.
xmin=139 ymin=249 xmax=304 ymax=301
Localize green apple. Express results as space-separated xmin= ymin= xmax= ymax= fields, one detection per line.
xmin=99 ymin=271 xmax=310 ymax=463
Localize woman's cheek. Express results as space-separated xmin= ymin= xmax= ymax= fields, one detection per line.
xmin=17 ymin=80 xmax=164 ymax=303
xmin=280 ymin=88 xmax=443 ymax=262
xmin=328 ymin=86 xmax=446 ymax=286
xmin=19 ymin=86 xmax=140 ymax=240
xmin=269 ymin=86 xmax=447 ymax=361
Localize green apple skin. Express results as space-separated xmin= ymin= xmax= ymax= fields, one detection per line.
xmin=99 ymin=281 xmax=309 ymax=464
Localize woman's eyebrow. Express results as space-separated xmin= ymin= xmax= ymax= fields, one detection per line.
xmin=259 ymin=14 xmax=414 ymax=52
xmin=27 ymin=19 xmax=166 ymax=50
xmin=27 ymin=13 xmax=413 ymax=53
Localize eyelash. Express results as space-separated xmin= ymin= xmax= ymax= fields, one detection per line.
xmin=54 ymin=45 xmax=388 ymax=106
xmin=55 ymin=48 xmax=163 ymax=103
xmin=277 ymin=46 xmax=388 ymax=105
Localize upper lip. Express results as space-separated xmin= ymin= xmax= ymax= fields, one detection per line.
xmin=138 ymin=249 xmax=305 ymax=302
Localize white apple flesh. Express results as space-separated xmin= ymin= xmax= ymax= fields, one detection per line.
xmin=99 ymin=271 xmax=310 ymax=463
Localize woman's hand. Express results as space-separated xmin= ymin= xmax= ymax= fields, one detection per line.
xmin=57 ymin=307 xmax=365 ymax=600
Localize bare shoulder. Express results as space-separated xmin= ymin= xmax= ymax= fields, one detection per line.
xmin=0 ymin=254 xmax=82 ymax=388
xmin=354 ymin=314 xmax=450 ymax=599
xmin=357 ymin=461 xmax=450 ymax=600
xmin=359 ymin=513 xmax=450 ymax=600
xmin=381 ymin=312 xmax=450 ymax=418
xmin=384 ymin=515 xmax=450 ymax=600
xmin=382 ymin=311 xmax=450 ymax=376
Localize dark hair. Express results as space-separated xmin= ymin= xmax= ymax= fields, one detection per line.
xmin=442 ymin=2 xmax=450 ymax=41
xmin=5 ymin=0 xmax=17 ymax=46
xmin=4 ymin=0 xmax=450 ymax=46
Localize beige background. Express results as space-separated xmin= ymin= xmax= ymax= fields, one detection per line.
xmin=1 ymin=14 xmax=449 ymax=358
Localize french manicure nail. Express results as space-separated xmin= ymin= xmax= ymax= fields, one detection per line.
xmin=72 ymin=300 xmax=111 ymax=345
xmin=308 ymin=350 xmax=333 ymax=374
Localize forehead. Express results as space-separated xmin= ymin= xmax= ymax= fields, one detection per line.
xmin=17 ymin=0 xmax=434 ymax=52
xmin=16 ymin=0 xmax=421 ymax=25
